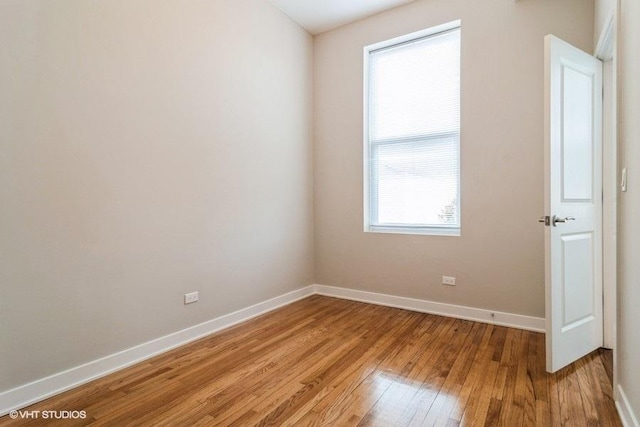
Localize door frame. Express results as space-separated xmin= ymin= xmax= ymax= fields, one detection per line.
xmin=594 ymin=6 xmax=617 ymax=385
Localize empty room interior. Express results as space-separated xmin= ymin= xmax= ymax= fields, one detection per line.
xmin=1 ymin=0 xmax=639 ymax=425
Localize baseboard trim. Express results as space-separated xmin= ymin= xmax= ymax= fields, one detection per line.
xmin=0 ymin=285 xmax=315 ymax=417
xmin=617 ymin=384 xmax=640 ymax=427
xmin=314 ymin=284 xmax=545 ymax=333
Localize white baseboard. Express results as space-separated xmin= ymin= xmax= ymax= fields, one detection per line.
xmin=0 ymin=283 xmax=546 ymax=417
xmin=314 ymin=284 xmax=545 ymax=332
xmin=0 ymin=285 xmax=315 ymax=417
xmin=617 ymin=385 xmax=640 ymax=427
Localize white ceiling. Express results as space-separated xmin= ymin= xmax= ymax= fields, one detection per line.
xmin=269 ymin=0 xmax=417 ymax=35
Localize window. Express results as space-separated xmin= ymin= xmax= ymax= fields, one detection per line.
xmin=364 ymin=21 xmax=461 ymax=236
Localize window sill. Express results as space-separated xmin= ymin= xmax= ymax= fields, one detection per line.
xmin=365 ymin=225 xmax=461 ymax=237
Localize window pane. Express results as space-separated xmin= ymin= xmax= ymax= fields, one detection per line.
xmin=366 ymin=23 xmax=461 ymax=233
xmin=373 ymin=137 xmax=459 ymax=226
xmin=370 ymin=29 xmax=460 ymax=141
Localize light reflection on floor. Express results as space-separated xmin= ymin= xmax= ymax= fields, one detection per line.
xmin=367 ymin=371 xmax=460 ymax=425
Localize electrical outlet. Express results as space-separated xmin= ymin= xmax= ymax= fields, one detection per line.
xmin=442 ymin=276 xmax=456 ymax=286
xmin=184 ymin=291 xmax=199 ymax=304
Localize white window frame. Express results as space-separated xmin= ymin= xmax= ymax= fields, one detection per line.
xmin=363 ymin=20 xmax=461 ymax=237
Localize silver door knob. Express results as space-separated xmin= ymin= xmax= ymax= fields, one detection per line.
xmin=552 ymin=215 xmax=576 ymax=226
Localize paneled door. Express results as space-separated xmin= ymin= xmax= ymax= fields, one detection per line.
xmin=543 ymin=35 xmax=603 ymax=373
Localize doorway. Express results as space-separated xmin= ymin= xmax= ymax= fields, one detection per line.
xmin=595 ymin=11 xmax=617 ymax=391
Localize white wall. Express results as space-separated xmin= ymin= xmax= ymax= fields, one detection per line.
xmin=617 ymin=0 xmax=640 ymax=421
xmin=313 ymin=0 xmax=593 ymax=318
xmin=0 ymin=0 xmax=314 ymax=392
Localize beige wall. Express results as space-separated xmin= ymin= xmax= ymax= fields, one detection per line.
xmin=0 ymin=0 xmax=314 ymax=392
xmin=617 ymin=0 xmax=640 ymax=418
xmin=314 ymin=0 xmax=593 ymax=318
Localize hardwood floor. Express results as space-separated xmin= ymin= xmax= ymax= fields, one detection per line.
xmin=0 ymin=296 xmax=620 ymax=426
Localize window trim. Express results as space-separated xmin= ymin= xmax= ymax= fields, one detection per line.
xmin=363 ymin=20 xmax=462 ymax=237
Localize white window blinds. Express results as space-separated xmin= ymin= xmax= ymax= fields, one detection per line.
xmin=366 ymin=24 xmax=461 ymax=234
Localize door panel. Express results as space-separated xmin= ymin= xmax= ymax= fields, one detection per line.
xmin=562 ymin=63 xmax=594 ymax=201
xmin=561 ymin=233 xmax=594 ymax=329
xmin=544 ymin=35 xmax=603 ymax=373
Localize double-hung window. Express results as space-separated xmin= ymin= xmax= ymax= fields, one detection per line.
xmin=364 ymin=21 xmax=461 ymax=236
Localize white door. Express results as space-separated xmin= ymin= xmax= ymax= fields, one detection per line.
xmin=543 ymin=35 xmax=603 ymax=373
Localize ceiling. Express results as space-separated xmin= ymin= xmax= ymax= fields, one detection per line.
xmin=269 ymin=0 xmax=417 ymax=35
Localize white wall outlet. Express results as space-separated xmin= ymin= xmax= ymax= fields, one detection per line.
xmin=442 ymin=276 xmax=456 ymax=286
xmin=184 ymin=291 xmax=199 ymax=304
